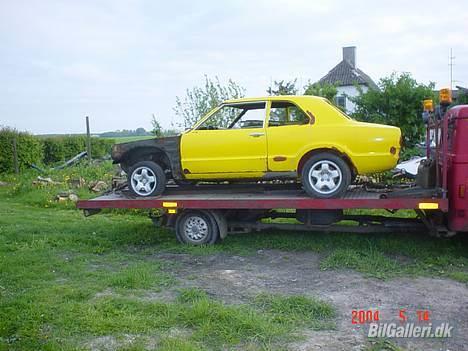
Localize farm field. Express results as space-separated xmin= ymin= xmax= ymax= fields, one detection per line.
xmin=0 ymin=164 xmax=467 ymax=351
xmin=103 ymin=136 xmax=155 ymax=144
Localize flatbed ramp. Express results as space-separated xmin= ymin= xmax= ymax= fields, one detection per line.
xmin=77 ymin=187 xmax=448 ymax=211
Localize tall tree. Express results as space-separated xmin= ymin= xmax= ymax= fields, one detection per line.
xmin=303 ymin=82 xmax=338 ymax=102
xmin=174 ymin=75 xmax=245 ymax=128
xmin=351 ymin=73 xmax=435 ymax=147
xmin=267 ymin=79 xmax=298 ymax=96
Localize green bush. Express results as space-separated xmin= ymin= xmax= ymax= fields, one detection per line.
xmin=351 ymin=72 xmax=435 ymax=147
xmin=42 ymin=136 xmax=114 ymax=164
xmin=0 ymin=128 xmax=115 ymax=174
xmin=0 ymin=127 xmax=44 ymax=173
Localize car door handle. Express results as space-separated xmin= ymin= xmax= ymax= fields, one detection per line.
xmin=249 ymin=132 xmax=265 ymax=137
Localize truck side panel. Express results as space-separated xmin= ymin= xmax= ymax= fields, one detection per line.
xmin=448 ymin=106 xmax=468 ymax=232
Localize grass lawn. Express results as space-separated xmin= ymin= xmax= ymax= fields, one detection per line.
xmin=0 ymin=164 xmax=467 ymax=350
xmin=102 ymin=136 xmax=155 ymax=144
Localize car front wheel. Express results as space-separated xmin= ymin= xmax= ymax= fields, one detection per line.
xmin=128 ymin=161 xmax=166 ymax=197
xmin=301 ymin=153 xmax=351 ymax=198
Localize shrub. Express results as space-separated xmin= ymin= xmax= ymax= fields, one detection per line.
xmin=0 ymin=127 xmax=43 ymax=173
xmin=42 ymin=136 xmax=114 ymax=164
xmin=351 ymin=73 xmax=435 ymax=147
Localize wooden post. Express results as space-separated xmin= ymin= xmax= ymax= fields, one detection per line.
xmin=85 ymin=116 xmax=92 ymax=160
xmin=12 ymin=137 xmax=19 ymax=174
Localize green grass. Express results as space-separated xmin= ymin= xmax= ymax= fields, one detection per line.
xmin=107 ymin=261 xmax=175 ymax=290
xmin=253 ymin=293 xmax=336 ymax=330
xmin=0 ymin=161 xmax=116 ymax=209
xmin=0 ymin=165 xmax=467 ymax=350
xmin=0 ymin=183 xmax=337 ymax=350
xmin=107 ymin=136 xmax=155 ymax=144
xmin=365 ymin=339 xmax=403 ymax=351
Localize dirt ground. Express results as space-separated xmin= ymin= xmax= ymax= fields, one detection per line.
xmin=153 ymin=250 xmax=468 ymax=351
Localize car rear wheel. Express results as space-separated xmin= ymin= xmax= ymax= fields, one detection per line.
xmin=128 ymin=161 xmax=166 ymax=197
xmin=301 ymin=153 xmax=351 ymax=198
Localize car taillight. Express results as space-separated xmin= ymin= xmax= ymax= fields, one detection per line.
xmin=390 ymin=146 xmax=397 ymax=155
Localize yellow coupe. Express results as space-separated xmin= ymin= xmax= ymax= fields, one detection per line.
xmin=112 ymin=96 xmax=401 ymax=198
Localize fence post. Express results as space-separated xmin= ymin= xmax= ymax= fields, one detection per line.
xmin=12 ymin=137 xmax=19 ymax=174
xmin=86 ymin=116 xmax=92 ymax=160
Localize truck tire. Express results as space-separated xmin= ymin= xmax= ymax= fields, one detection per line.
xmin=301 ymin=153 xmax=351 ymax=198
xmin=175 ymin=210 xmax=220 ymax=245
xmin=128 ymin=161 xmax=166 ymax=197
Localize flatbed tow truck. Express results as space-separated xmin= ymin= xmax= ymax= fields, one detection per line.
xmin=77 ymin=99 xmax=468 ymax=245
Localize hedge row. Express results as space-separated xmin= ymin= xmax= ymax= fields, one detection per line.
xmin=0 ymin=127 xmax=114 ymax=173
xmin=42 ymin=136 xmax=114 ymax=164
xmin=0 ymin=127 xmax=44 ymax=173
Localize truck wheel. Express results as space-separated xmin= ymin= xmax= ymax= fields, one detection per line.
xmin=128 ymin=161 xmax=166 ymax=197
xmin=175 ymin=210 xmax=219 ymax=245
xmin=301 ymin=153 xmax=351 ymax=198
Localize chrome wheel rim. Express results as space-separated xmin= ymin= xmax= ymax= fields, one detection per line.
xmin=308 ymin=160 xmax=342 ymax=195
xmin=131 ymin=166 xmax=157 ymax=196
xmin=184 ymin=216 xmax=208 ymax=242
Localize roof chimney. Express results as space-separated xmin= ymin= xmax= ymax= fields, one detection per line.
xmin=343 ymin=46 xmax=356 ymax=68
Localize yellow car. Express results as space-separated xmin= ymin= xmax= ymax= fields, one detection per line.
xmin=112 ymin=96 xmax=401 ymax=198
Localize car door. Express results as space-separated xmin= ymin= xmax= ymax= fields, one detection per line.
xmin=266 ymin=101 xmax=311 ymax=172
xmin=180 ymin=101 xmax=268 ymax=176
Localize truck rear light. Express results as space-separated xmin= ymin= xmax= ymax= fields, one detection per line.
xmin=459 ymin=184 xmax=466 ymax=198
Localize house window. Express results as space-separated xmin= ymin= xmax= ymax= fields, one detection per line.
xmin=335 ymin=96 xmax=346 ymax=110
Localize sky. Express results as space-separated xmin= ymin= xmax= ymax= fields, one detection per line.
xmin=1 ymin=0 xmax=467 ymax=134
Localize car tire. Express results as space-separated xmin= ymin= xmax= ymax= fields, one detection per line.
xmin=175 ymin=210 xmax=220 ymax=245
xmin=128 ymin=161 xmax=166 ymax=197
xmin=301 ymin=153 xmax=351 ymax=198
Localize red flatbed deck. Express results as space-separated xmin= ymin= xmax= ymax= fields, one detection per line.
xmin=77 ymin=185 xmax=448 ymax=211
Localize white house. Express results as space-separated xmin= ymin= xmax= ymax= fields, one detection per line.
xmin=317 ymin=46 xmax=378 ymax=113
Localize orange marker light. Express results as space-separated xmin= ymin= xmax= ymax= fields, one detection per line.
xmin=423 ymin=99 xmax=434 ymax=112
xmin=459 ymin=184 xmax=466 ymax=199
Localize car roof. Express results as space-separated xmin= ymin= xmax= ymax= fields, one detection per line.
xmin=223 ymin=95 xmax=328 ymax=104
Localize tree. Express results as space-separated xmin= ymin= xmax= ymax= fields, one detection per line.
xmin=455 ymin=87 xmax=468 ymax=105
xmin=151 ymin=114 xmax=162 ymax=137
xmin=267 ymin=79 xmax=298 ymax=95
xmin=351 ymin=73 xmax=435 ymax=147
xmin=135 ymin=127 xmax=147 ymax=136
xmin=174 ymin=75 xmax=245 ymax=129
xmin=303 ymin=82 xmax=338 ymax=102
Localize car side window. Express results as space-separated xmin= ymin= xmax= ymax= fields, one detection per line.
xmin=230 ymin=108 xmax=265 ymax=129
xmin=198 ymin=102 xmax=265 ymax=130
xmin=269 ymin=101 xmax=309 ymax=127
